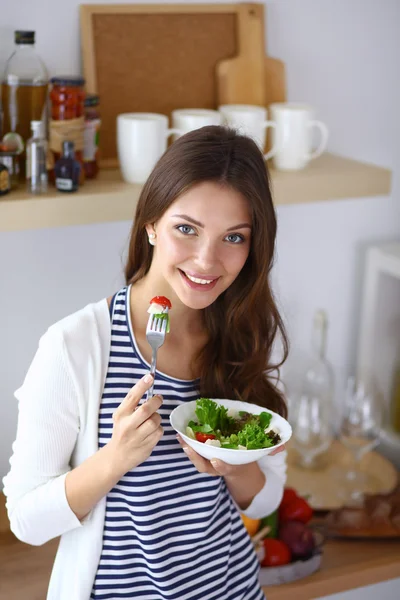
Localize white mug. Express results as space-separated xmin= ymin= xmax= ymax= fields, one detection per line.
xmin=218 ymin=104 xmax=278 ymax=159
xmin=269 ymin=103 xmax=329 ymax=170
xmin=117 ymin=113 xmax=180 ymax=183
xmin=171 ymin=108 xmax=222 ymax=139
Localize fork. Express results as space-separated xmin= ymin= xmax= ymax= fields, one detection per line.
xmin=145 ymin=314 xmax=168 ymax=400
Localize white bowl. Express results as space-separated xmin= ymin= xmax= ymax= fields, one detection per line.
xmin=169 ymin=398 xmax=292 ymax=465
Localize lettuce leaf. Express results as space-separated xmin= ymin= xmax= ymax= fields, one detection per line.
xmin=195 ymin=398 xmax=235 ymax=434
xmin=187 ymin=420 xmax=214 ymax=434
xmin=237 ymin=423 xmax=275 ymax=449
xmin=153 ymin=312 xmax=170 ymax=333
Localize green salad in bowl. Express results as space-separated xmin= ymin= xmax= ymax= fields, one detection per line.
xmin=170 ymin=398 xmax=291 ymax=466
xmin=186 ymin=398 xmax=281 ymax=449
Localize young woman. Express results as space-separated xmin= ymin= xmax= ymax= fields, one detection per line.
xmin=3 ymin=126 xmax=289 ymax=600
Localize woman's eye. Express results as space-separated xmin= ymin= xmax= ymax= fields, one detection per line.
xmin=176 ymin=224 xmax=196 ymax=235
xmin=225 ymin=233 xmax=245 ymax=244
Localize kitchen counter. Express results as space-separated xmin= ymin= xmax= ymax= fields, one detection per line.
xmin=1 ymin=488 xmax=399 ymax=599
xmin=263 ymin=537 xmax=400 ymax=599
xmin=0 ymin=530 xmax=399 ymax=598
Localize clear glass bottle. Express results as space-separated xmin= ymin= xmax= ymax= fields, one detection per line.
xmin=26 ymin=120 xmax=48 ymax=194
xmin=292 ymin=310 xmax=335 ymax=468
xmin=54 ymin=140 xmax=81 ymax=193
xmin=301 ymin=310 xmax=334 ymax=408
xmin=1 ymin=31 xmax=48 ymax=179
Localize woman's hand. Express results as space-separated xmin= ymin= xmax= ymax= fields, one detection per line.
xmin=108 ymin=374 xmax=164 ymax=476
xmin=177 ymin=434 xmax=285 ymax=476
xmin=176 ymin=435 xmax=286 ymax=510
xmin=176 ymin=434 xmax=245 ymax=477
xmin=66 ymin=374 xmax=163 ymax=521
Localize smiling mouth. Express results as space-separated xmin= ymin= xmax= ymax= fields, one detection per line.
xmin=179 ymin=269 xmax=220 ymax=286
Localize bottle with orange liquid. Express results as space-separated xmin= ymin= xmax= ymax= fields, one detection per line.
xmin=1 ymin=31 xmax=48 ymax=180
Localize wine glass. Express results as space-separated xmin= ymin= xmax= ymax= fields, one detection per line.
xmin=291 ymin=393 xmax=333 ymax=469
xmin=338 ymin=377 xmax=382 ymax=505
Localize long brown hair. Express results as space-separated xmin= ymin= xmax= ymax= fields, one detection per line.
xmin=125 ymin=126 xmax=289 ymax=417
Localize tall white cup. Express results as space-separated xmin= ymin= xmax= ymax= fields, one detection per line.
xmin=171 ymin=108 xmax=222 ymax=139
xmin=269 ymin=103 xmax=329 ymax=170
xmin=218 ymin=104 xmax=278 ymax=159
xmin=117 ymin=113 xmax=180 ymax=183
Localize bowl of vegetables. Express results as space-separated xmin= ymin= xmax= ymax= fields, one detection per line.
xmin=170 ymin=397 xmax=292 ymax=465
xmin=242 ymin=488 xmax=325 ymax=586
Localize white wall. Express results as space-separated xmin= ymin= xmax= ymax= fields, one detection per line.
xmin=1 ymin=0 xmax=399 ymax=459
xmin=1 ymin=0 xmax=400 ymax=498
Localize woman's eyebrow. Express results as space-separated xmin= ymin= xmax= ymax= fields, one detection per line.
xmin=171 ymin=214 xmax=204 ymax=227
xmin=226 ymin=223 xmax=252 ymax=231
xmin=171 ymin=214 xmax=251 ymax=231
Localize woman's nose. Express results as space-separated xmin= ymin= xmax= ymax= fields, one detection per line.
xmin=194 ymin=240 xmax=219 ymax=270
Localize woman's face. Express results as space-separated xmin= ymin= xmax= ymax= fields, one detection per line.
xmin=146 ymin=181 xmax=252 ymax=310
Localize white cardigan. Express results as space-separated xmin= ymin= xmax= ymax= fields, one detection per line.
xmin=2 ymin=298 xmax=287 ymax=600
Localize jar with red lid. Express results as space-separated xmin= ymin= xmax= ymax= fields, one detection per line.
xmin=49 ymin=76 xmax=85 ymax=184
xmin=83 ymin=94 xmax=101 ymax=179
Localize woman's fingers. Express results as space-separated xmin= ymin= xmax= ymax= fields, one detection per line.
xmin=114 ymin=373 xmax=154 ymax=418
xmin=131 ymin=394 xmax=163 ymax=428
xmin=143 ymin=425 xmax=164 ymax=447
xmin=139 ymin=412 xmax=162 ymax=440
xmin=176 ymin=435 xmax=219 ymax=475
xmin=183 ymin=446 xmax=213 ymax=474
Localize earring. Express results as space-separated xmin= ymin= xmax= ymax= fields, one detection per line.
xmin=148 ymin=233 xmax=156 ymax=246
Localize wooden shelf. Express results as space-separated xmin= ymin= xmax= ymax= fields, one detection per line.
xmin=0 ymin=153 xmax=391 ymax=232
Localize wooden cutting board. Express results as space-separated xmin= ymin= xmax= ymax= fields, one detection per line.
xmin=216 ymin=4 xmax=286 ymax=107
xmin=286 ymin=440 xmax=398 ymax=511
xmin=216 ymin=3 xmax=266 ymax=106
xmin=264 ymin=56 xmax=286 ymax=106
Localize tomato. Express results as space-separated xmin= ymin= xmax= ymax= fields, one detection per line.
xmin=279 ymin=496 xmax=313 ymax=524
xmin=195 ymin=432 xmax=216 ymax=443
xmin=150 ymin=296 xmax=171 ymax=309
xmin=281 ymin=487 xmax=299 ymax=508
xmin=261 ymin=538 xmax=291 ymax=567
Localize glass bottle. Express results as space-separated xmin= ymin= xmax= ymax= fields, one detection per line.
xmin=301 ymin=310 xmax=334 ymax=408
xmin=54 ymin=140 xmax=81 ymax=193
xmin=292 ymin=310 xmax=335 ymax=468
xmin=83 ymin=94 xmax=101 ymax=179
xmin=1 ymin=31 xmax=48 ymax=179
xmin=26 ymin=120 xmax=48 ymax=194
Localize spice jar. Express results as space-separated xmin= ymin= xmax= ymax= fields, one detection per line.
xmin=49 ymin=76 xmax=85 ymax=184
xmin=0 ymin=163 xmax=11 ymax=195
xmin=83 ymin=94 xmax=101 ymax=179
xmin=0 ymin=148 xmax=20 ymax=189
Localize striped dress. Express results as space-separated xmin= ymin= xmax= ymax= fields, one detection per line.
xmin=91 ymin=286 xmax=266 ymax=600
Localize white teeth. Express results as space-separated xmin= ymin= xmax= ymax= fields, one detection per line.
xmin=185 ymin=273 xmax=215 ymax=285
